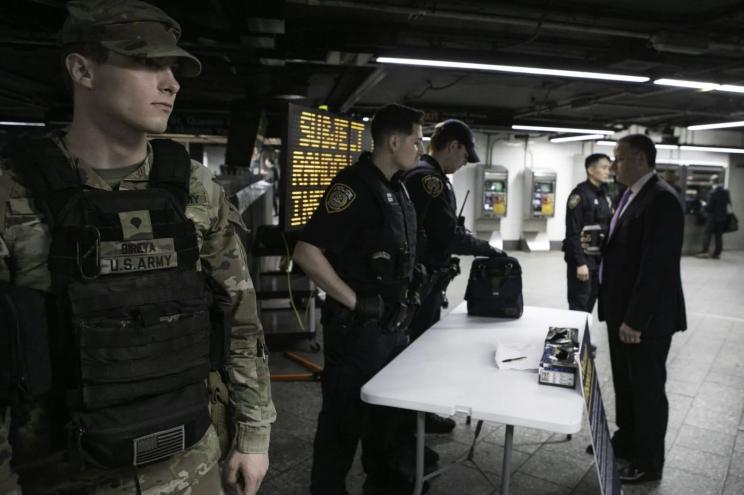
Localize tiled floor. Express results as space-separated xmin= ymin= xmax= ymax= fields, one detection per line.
xmin=259 ymin=250 xmax=744 ymax=495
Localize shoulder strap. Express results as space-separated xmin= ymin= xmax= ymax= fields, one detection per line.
xmin=1 ymin=138 xmax=83 ymax=226
xmin=148 ymin=139 xmax=192 ymax=211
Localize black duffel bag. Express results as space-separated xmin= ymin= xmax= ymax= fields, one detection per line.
xmin=464 ymin=256 xmax=523 ymax=318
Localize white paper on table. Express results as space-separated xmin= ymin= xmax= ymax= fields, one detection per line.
xmin=494 ymin=342 xmax=544 ymax=370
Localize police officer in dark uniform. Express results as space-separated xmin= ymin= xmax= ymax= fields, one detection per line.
xmin=563 ymin=153 xmax=613 ymax=312
xmin=403 ymin=119 xmax=504 ymax=433
xmin=293 ymin=103 xmax=424 ymax=495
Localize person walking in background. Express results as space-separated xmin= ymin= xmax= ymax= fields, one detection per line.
xmin=697 ymin=174 xmax=732 ymax=259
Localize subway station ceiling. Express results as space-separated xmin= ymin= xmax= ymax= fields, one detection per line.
xmin=3 ymin=0 xmax=744 ymax=138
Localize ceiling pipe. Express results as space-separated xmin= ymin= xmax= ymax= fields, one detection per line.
xmin=287 ymin=0 xmax=744 ymax=54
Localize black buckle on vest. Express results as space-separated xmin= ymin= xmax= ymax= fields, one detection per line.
xmin=76 ymin=226 xmax=101 ymax=280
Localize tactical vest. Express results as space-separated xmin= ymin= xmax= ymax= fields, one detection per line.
xmin=404 ymin=158 xmax=456 ymax=268
xmin=2 ymin=138 xmax=226 ymax=469
xmin=333 ymin=155 xmax=417 ymax=304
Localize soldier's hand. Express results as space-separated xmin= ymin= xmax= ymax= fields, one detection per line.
xmin=576 ymin=264 xmax=589 ymax=282
xmin=225 ymin=451 xmax=269 ymax=495
xmin=354 ymin=294 xmax=384 ymax=320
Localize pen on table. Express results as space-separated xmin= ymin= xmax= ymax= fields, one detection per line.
xmin=501 ymin=356 xmax=527 ymax=363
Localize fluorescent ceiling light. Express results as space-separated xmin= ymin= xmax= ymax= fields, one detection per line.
xmin=0 ymin=121 xmax=45 ymax=127
xmin=687 ymin=121 xmax=744 ymax=131
xmin=362 ymin=116 xmax=370 ymax=122
xmin=654 ymin=79 xmax=744 ymax=94
xmin=657 ymin=159 xmax=727 ymax=166
xmin=596 ymin=140 xmax=678 ymax=149
xmin=376 ymin=57 xmax=649 ymax=83
xmin=653 ymin=78 xmax=719 ymax=91
xmin=680 ymin=145 xmax=744 ymax=154
xmin=717 ymin=84 xmax=744 ymax=93
xmin=513 ymin=125 xmax=614 ymax=135
xmin=550 ymin=134 xmax=605 ymax=143
xmin=422 ymin=136 xmax=431 ymax=141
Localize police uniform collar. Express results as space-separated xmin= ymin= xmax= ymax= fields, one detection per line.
xmin=584 ymin=179 xmax=602 ymax=192
xmin=421 ymin=154 xmax=445 ymax=175
xmin=359 ymin=152 xmax=400 ymax=187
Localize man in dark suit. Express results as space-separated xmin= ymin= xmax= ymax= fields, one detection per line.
xmin=598 ymin=134 xmax=687 ymax=484
xmin=696 ymin=174 xmax=732 ymax=259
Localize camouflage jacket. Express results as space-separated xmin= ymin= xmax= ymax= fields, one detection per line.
xmin=0 ymin=136 xmax=275 ymax=467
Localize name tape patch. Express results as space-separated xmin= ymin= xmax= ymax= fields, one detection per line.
xmin=99 ymin=238 xmax=178 ymax=274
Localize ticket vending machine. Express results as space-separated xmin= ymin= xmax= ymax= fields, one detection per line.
xmin=525 ymin=169 xmax=557 ymax=219
xmin=474 ymin=165 xmax=508 ymax=248
xmin=523 ymin=169 xmax=557 ymax=251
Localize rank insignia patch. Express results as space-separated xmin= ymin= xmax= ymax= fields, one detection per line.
xmin=422 ymin=175 xmax=444 ymax=197
xmin=568 ymin=194 xmax=581 ymax=209
xmin=325 ymin=183 xmax=356 ymax=213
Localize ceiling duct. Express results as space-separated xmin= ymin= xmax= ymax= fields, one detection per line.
xmin=651 ymin=31 xmax=709 ymax=56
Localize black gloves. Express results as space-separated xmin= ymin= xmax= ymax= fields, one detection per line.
xmin=354 ymin=294 xmax=384 ymax=321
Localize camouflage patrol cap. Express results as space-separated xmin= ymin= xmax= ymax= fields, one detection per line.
xmin=59 ymin=0 xmax=201 ymax=77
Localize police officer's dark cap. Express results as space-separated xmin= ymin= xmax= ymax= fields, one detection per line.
xmin=432 ymin=119 xmax=480 ymax=163
xmin=59 ymin=0 xmax=201 ymax=77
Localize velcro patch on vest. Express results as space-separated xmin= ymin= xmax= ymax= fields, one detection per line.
xmin=568 ymin=194 xmax=581 ymax=209
xmin=422 ymin=175 xmax=443 ymax=197
xmin=119 ymin=210 xmax=153 ymax=241
xmin=325 ymin=183 xmax=356 ymax=213
xmin=99 ymin=238 xmax=178 ymax=274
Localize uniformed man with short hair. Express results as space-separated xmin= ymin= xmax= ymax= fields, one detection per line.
xmin=563 ymin=153 xmax=613 ymax=313
xmin=0 ymin=2 xmax=275 ymax=494
xmin=293 ymin=103 xmax=424 ymax=495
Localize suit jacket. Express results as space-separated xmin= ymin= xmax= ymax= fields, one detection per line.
xmin=706 ymin=186 xmax=730 ymax=223
xmin=598 ymin=174 xmax=687 ymax=337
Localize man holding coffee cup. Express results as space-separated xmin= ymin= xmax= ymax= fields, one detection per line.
xmin=562 ymin=153 xmax=613 ymax=312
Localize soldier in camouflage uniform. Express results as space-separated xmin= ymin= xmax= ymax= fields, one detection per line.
xmin=0 ymin=1 xmax=275 ymax=494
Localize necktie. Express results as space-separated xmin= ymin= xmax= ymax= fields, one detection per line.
xmin=600 ymin=189 xmax=632 ymax=284
xmin=608 ymin=189 xmax=632 ymax=239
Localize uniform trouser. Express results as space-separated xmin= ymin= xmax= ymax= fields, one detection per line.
xmin=7 ymin=424 xmax=223 ymax=495
xmin=566 ymin=262 xmax=599 ymax=313
xmin=606 ymin=321 xmax=672 ymax=475
xmin=310 ymin=318 xmax=408 ymax=495
xmin=408 ymin=289 xmax=444 ymax=342
xmin=702 ymin=220 xmax=726 ymax=256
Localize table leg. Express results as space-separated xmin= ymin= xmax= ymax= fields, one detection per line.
xmin=502 ymin=424 xmax=514 ymax=495
xmin=414 ymin=411 xmax=425 ymax=495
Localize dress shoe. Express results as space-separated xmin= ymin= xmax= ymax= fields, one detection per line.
xmin=618 ymin=464 xmax=661 ymax=484
xmin=363 ymin=472 xmax=430 ymax=495
xmin=695 ymin=252 xmax=710 ymax=258
xmin=712 ymin=254 xmax=721 ymax=259
xmin=425 ymin=413 xmax=456 ymax=433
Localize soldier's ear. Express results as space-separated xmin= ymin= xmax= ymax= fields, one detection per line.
xmin=65 ymin=53 xmax=96 ymax=90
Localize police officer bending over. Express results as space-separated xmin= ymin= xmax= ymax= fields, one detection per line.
xmin=403 ymin=119 xmax=504 ymax=433
xmin=562 ymin=153 xmax=612 ymax=313
xmin=293 ymin=104 xmax=424 ymax=495
xmin=0 ymin=2 xmax=275 ymax=494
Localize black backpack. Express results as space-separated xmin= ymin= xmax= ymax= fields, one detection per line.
xmin=464 ymin=256 xmax=523 ymax=318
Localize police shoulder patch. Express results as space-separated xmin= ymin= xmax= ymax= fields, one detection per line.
xmin=422 ymin=175 xmax=444 ymax=197
xmin=325 ymin=183 xmax=356 ymax=213
xmin=568 ymin=194 xmax=581 ymax=209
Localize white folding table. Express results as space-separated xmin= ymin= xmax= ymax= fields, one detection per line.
xmin=361 ymin=304 xmax=589 ymax=495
